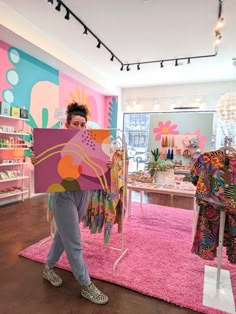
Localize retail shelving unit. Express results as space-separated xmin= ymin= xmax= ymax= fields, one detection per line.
xmin=0 ymin=114 xmax=30 ymax=205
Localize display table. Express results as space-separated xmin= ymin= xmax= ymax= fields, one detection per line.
xmin=127 ymin=182 xmax=197 ymax=238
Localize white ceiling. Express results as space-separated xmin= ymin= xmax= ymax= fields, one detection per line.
xmin=0 ymin=0 xmax=236 ymax=93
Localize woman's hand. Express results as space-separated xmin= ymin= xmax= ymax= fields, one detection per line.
xmin=31 ymin=154 xmax=38 ymax=166
xmin=106 ymin=160 xmax=114 ymax=169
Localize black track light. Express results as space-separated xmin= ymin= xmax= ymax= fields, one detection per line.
xmin=46 ymin=0 xmax=223 ymax=72
xmin=65 ymin=9 xmax=70 ymax=20
xmin=83 ymin=27 xmax=88 ymax=36
xmin=55 ymin=1 xmax=61 ymax=11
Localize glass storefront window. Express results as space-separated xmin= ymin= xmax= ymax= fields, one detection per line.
xmin=123 ymin=113 xmax=150 ymax=172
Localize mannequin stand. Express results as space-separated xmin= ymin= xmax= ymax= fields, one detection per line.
xmin=202 ymin=211 xmax=235 ymax=313
xmin=202 ymin=206 xmax=235 ymax=313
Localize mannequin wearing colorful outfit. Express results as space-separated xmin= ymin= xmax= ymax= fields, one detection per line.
xmin=191 ymin=149 xmax=236 ymax=263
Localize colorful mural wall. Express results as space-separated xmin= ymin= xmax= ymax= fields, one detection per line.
xmin=0 ymin=40 xmax=118 ymax=132
xmin=149 ymin=112 xmax=214 ymax=151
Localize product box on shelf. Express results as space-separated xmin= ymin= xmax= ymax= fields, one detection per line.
xmin=20 ymin=108 xmax=29 ymax=119
xmin=0 ymin=101 xmax=11 ymax=116
xmin=11 ymin=106 xmax=20 ymax=118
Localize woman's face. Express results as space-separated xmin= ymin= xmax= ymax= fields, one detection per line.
xmin=66 ymin=114 xmax=87 ymax=129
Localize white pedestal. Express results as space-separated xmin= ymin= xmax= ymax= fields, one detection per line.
xmin=203 ymin=265 xmax=235 ymax=313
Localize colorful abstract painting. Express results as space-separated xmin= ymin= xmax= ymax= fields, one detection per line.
xmin=34 ymin=129 xmax=111 ymax=193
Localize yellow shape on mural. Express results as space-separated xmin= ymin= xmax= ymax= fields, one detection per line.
xmin=66 ymin=86 xmax=92 ymax=119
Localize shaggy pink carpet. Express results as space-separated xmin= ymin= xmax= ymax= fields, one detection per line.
xmin=19 ymin=202 xmax=236 ymax=314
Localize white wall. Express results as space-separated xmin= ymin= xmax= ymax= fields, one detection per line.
xmin=121 ymin=81 xmax=236 ymax=112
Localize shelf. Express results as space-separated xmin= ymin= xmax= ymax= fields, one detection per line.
xmin=0 ymin=163 xmax=28 ymax=167
xmin=0 ymin=114 xmax=28 ymax=121
xmin=0 ymin=176 xmax=29 ymax=182
xmin=0 ymin=115 xmax=30 ymax=204
xmin=0 ymin=190 xmax=29 ymax=199
xmin=0 ymin=147 xmax=28 ymax=150
xmin=0 ymin=131 xmax=28 ymax=136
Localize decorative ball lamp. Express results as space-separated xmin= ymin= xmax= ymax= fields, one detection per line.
xmin=217 ymin=92 xmax=236 ymax=122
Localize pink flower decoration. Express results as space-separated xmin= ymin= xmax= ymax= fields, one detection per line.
xmin=153 ymin=120 xmax=179 ymax=141
xmin=184 ymin=129 xmax=207 ymax=149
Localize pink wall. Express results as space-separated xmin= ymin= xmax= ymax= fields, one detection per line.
xmin=0 ymin=41 xmax=12 ymax=98
xmin=59 ymin=72 xmax=105 ymax=127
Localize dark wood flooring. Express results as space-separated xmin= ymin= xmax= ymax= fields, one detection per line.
xmin=0 ymin=193 xmax=199 ymax=314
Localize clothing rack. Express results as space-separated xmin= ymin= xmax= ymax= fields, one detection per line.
xmin=38 ymin=128 xmax=128 ymax=274
xmin=81 ymin=129 xmax=128 ymax=273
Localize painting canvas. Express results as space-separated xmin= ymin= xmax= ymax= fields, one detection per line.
xmin=33 ymin=128 xmax=111 ymax=193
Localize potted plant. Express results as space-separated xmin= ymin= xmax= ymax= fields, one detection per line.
xmin=146 ymin=149 xmax=174 ymax=184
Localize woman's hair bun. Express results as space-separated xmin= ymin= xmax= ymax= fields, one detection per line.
xmin=66 ymin=102 xmax=89 ymax=123
xmin=66 ymin=102 xmax=88 ymax=114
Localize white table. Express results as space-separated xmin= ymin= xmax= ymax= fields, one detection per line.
xmin=127 ymin=182 xmax=197 ymax=239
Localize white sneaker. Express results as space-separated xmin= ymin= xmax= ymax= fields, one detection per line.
xmin=81 ymin=282 xmax=109 ymax=304
xmin=42 ymin=264 xmax=63 ymax=287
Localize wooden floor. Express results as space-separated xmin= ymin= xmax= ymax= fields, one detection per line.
xmin=0 ymin=193 xmax=198 ymax=314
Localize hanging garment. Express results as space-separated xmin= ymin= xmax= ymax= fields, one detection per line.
xmin=83 ymin=148 xmax=127 ymax=243
xmin=160 ymin=147 xmax=165 ymax=159
xmin=166 ymin=148 xmax=170 ymax=159
xmin=111 ymin=148 xmax=128 ymax=232
xmin=83 ymin=190 xmax=105 ymax=234
xmin=191 ymin=150 xmax=236 ymax=263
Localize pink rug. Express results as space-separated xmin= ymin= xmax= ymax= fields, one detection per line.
xmin=19 ymin=202 xmax=236 ymax=314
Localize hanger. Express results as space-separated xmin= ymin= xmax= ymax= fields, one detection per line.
xmin=219 ymin=136 xmax=236 ymax=154
xmin=110 ymin=135 xmax=126 ymax=151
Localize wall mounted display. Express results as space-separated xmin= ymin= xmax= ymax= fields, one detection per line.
xmin=149 ymin=112 xmax=214 ymax=152
xmin=34 ymin=128 xmax=111 ymax=193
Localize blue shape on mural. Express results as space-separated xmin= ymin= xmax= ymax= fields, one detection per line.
xmin=107 ymin=96 xmax=118 ymax=138
xmin=5 ymin=46 xmax=59 ymax=110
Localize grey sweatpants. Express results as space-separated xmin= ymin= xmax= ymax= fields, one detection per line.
xmin=46 ymin=191 xmax=91 ymax=286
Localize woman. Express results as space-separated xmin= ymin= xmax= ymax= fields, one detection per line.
xmin=32 ymin=103 xmax=111 ymax=305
